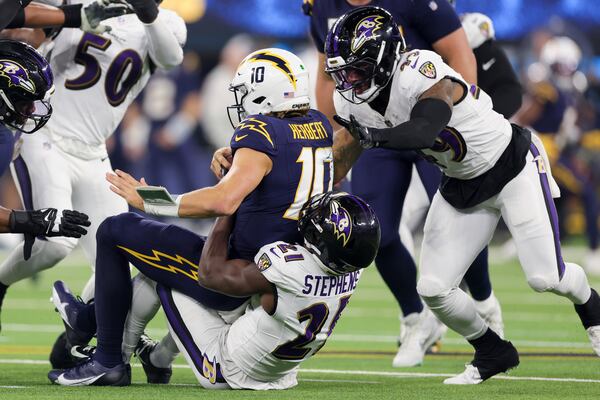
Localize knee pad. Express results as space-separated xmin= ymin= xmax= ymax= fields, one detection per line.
xmin=527 ymin=273 xmax=559 ymax=293
xmin=417 ymin=275 xmax=453 ymax=299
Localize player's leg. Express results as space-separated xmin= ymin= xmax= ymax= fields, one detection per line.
xmin=157 ymin=285 xmax=231 ymax=389
xmin=500 ymin=148 xmax=600 ymax=354
xmin=353 ymin=149 xmax=443 ymax=367
xmin=70 ymin=155 xmax=129 ymax=301
xmin=417 ymin=193 xmax=518 ymax=384
xmin=0 ymin=136 xmax=77 ymax=329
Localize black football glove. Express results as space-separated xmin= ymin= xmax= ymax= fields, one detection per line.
xmin=123 ymin=0 xmax=159 ymax=23
xmin=9 ymin=209 xmax=91 ymax=260
xmin=333 ymin=114 xmax=378 ymax=149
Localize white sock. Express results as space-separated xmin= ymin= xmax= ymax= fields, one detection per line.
xmin=0 ymin=240 xmax=70 ymax=285
xmin=550 ymin=262 xmax=592 ymax=305
xmin=122 ymin=274 xmax=160 ymax=362
xmin=422 ymin=287 xmax=488 ymax=340
xmin=81 ymin=273 xmax=95 ymax=303
xmin=150 ymin=333 xmax=179 ymax=368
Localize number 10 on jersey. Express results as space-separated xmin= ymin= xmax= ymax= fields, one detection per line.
xmin=284 ymin=147 xmax=333 ymax=220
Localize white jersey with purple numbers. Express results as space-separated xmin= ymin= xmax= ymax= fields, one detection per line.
xmin=43 ymin=7 xmax=186 ymax=147
xmin=223 ymin=241 xmax=361 ymax=388
xmin=334 ymin=49 xmax=512 ymax=180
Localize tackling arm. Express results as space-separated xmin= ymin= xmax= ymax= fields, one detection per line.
xmin=144 ymin=10 xmax=186 ymax=70
xmin=337 ymin=79 xmax=459 ymax=151
xmin=197 ymin=216 xmax=273 ymax=297
xmin=0 ymin=0 xmax=22 ymax=30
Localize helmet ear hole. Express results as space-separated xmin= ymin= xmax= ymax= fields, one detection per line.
xmin=253 ymin=96 xmax=266 ymax=104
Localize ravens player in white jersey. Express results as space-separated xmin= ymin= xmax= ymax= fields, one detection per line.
xmin=0 ymin=0 xmax=186 ymax=364
xmin=49 ymin=191 xmax=380 ymax=388
xmin=326 ymin=6 xmax=600 ymax=384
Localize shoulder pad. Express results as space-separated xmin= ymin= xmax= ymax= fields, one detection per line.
xmin=461 ymin=12 xmax=495 ymax=49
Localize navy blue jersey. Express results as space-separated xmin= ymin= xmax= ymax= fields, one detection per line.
xmin=229 ymin=110 xmax=334 ymax=260
xmin=530 ymin=81 xmax=568 ymax=135
xmin=308 ymin=0 xmax=462 ymax=53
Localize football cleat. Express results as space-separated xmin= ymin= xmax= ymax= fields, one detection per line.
xmin=50 ymin=332 xmax=77 ymax=370
xmin=392 ymin=308 xmax=447 ymax=367
xmin=587 ymin=326 xmax=600 ymax=356
xmin=135 ymin=334 xmax=173 ymax=384
xmin=48 ymin=359 xmax=131 ymax=386
xmin=444 ymin=339 xmax=519 ymax=385
xmin=474 ymin=293 xmax=505 ymax=339
xmin=71 ymin=344 xmax=97 ymax=361
xmin=51 ymin=280 xmax=95 ymax=345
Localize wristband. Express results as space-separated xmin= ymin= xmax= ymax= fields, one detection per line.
xmin=60 ymin=4 xmax=82 ymax=28
xmin=143 ymin=194 xmax=182 ymax=217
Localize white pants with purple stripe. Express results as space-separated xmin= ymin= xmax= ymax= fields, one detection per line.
xmin=417 ymin=142 xmax=592 ymax=340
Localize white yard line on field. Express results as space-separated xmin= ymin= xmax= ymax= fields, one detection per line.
xmin=0 ymin=359 xmax=598 ymax=384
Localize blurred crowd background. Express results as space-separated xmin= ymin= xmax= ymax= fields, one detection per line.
xmin=3 ymin=0 xmax=600 ymax=250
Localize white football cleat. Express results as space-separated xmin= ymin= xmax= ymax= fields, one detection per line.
xmin=474 ymin=292 xmax=505 ymax=339
xmin=587 ymin=326 xmax=600 ymax=356
xmin=392 ymin=308 xmax=447 ymax=367
xmin=444 ymin=364 xmax=483 ymax=385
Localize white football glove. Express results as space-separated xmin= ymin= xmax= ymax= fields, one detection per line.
xmin=81 ymin=0 xmax=134 ymax=34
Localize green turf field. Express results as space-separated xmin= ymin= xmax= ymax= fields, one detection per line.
xmin=1 ymin=247 xmax=599 ymax=399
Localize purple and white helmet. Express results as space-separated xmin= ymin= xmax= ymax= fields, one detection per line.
xmin=0 ymin=39 xmax=54 ymax=133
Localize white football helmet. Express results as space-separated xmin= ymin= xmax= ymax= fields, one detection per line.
xmin=461 ymin=13 xmax=495 ymax=49
xmin=227 ymin=48 xmax=310 ymax=128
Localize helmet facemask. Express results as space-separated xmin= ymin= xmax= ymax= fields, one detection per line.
xmin=226 ymin=83 xmax=250 ymax=129
xmin=325 ymin=6 xmax=405 ymax=104
xmin=0 ymin=86 xmax=53 ymax=134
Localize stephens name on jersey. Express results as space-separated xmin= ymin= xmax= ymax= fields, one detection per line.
xmin=228 ymin=110 xmax=333 ymax=261
xmin=222 ymin=241 xmax=360 ymax=389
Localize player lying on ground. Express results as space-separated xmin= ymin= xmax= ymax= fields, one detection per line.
xmin=48 ymin=192 xmax=380 ymax=388
xmin=0 ymin=40 xmax=90 ymax=331
xmin=324 ymin=6 xmax=600 ymax=384
xmin=46 ymin=47 xmax=337 ymax=383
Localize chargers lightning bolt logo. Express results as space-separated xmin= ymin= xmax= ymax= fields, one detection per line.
xmin=237 ymin=117 xmax=274 ymax=147
xmin=247 ymin=51 xmax=296 ymax=90
xmin=117 ymin=246 xmax=199 ymax=281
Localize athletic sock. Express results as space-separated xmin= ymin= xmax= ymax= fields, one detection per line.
xmin=76 ymin=302 xmax=97 ymax=335
xmin=574 ymin=289 xmax=600 ymax=329
xmin=0 ymin=282 xmax=7 ymax=331
xmin=375 ymin=237 xmax=423 ymax=316
xmin=463 ymin=247 xmax=493 ymax=301
xmin=468 ymin=327 xmax=504 ymax=354
xmin=94 ymin=221 xmax=132 ymax=368
xmin=149 ymin=333 xmax=179 ymax=368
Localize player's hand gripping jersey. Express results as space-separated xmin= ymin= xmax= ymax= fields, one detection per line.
xmin=43 ymin=7 xmax=186 ymax=149
xmin=228 ymin=111 xmax=333 ymax=260
xmin=334 ymin=50 xmax=512 ymax=180
xmin=222 ymin=241 xmax=360 ymax=389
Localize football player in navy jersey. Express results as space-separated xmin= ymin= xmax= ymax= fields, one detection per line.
xmin=47 ymin=48 xmax=336 ymax=385
xmin=303 ymin=0 xmax=502 ymax=368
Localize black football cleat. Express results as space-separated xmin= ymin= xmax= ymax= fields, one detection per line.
xmin=444 ymin=339 xmax=519 ymax=384
xmin=49 ymin=332 xmax=76 ymax=370
xmin=51 ymin=281 xmax=95 ymax=345
xmin=48 ymin=358 xmax=131 ymax=386
xmin=135 ymin=334 xmax=173 ymax=384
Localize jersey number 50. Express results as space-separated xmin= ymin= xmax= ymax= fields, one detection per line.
xmin=65 ymin=32 xmax=143 ymax=107
xmin=284 ymin=147 xmax=333 ymax=220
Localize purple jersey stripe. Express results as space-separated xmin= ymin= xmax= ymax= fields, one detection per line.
xmin=156 ymin=284 xmax=227 ymax=384
xmin=529 ymin=144 xmax=566 ymax=279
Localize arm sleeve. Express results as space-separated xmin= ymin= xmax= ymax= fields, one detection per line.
xmin=474 ymin=40 xmax=522 ymax=119
xmin=145 ymin=10 xmax=186 ymax=70
xmin=371 ymin=97 xmax=452 ymax=150
xmin=1 ymin=0 xmax=24 ymax=29
xmin=230 ymin=116 xmax=278 ymax=158
xmin=411 ymin=0 xmax=462 ymax=45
